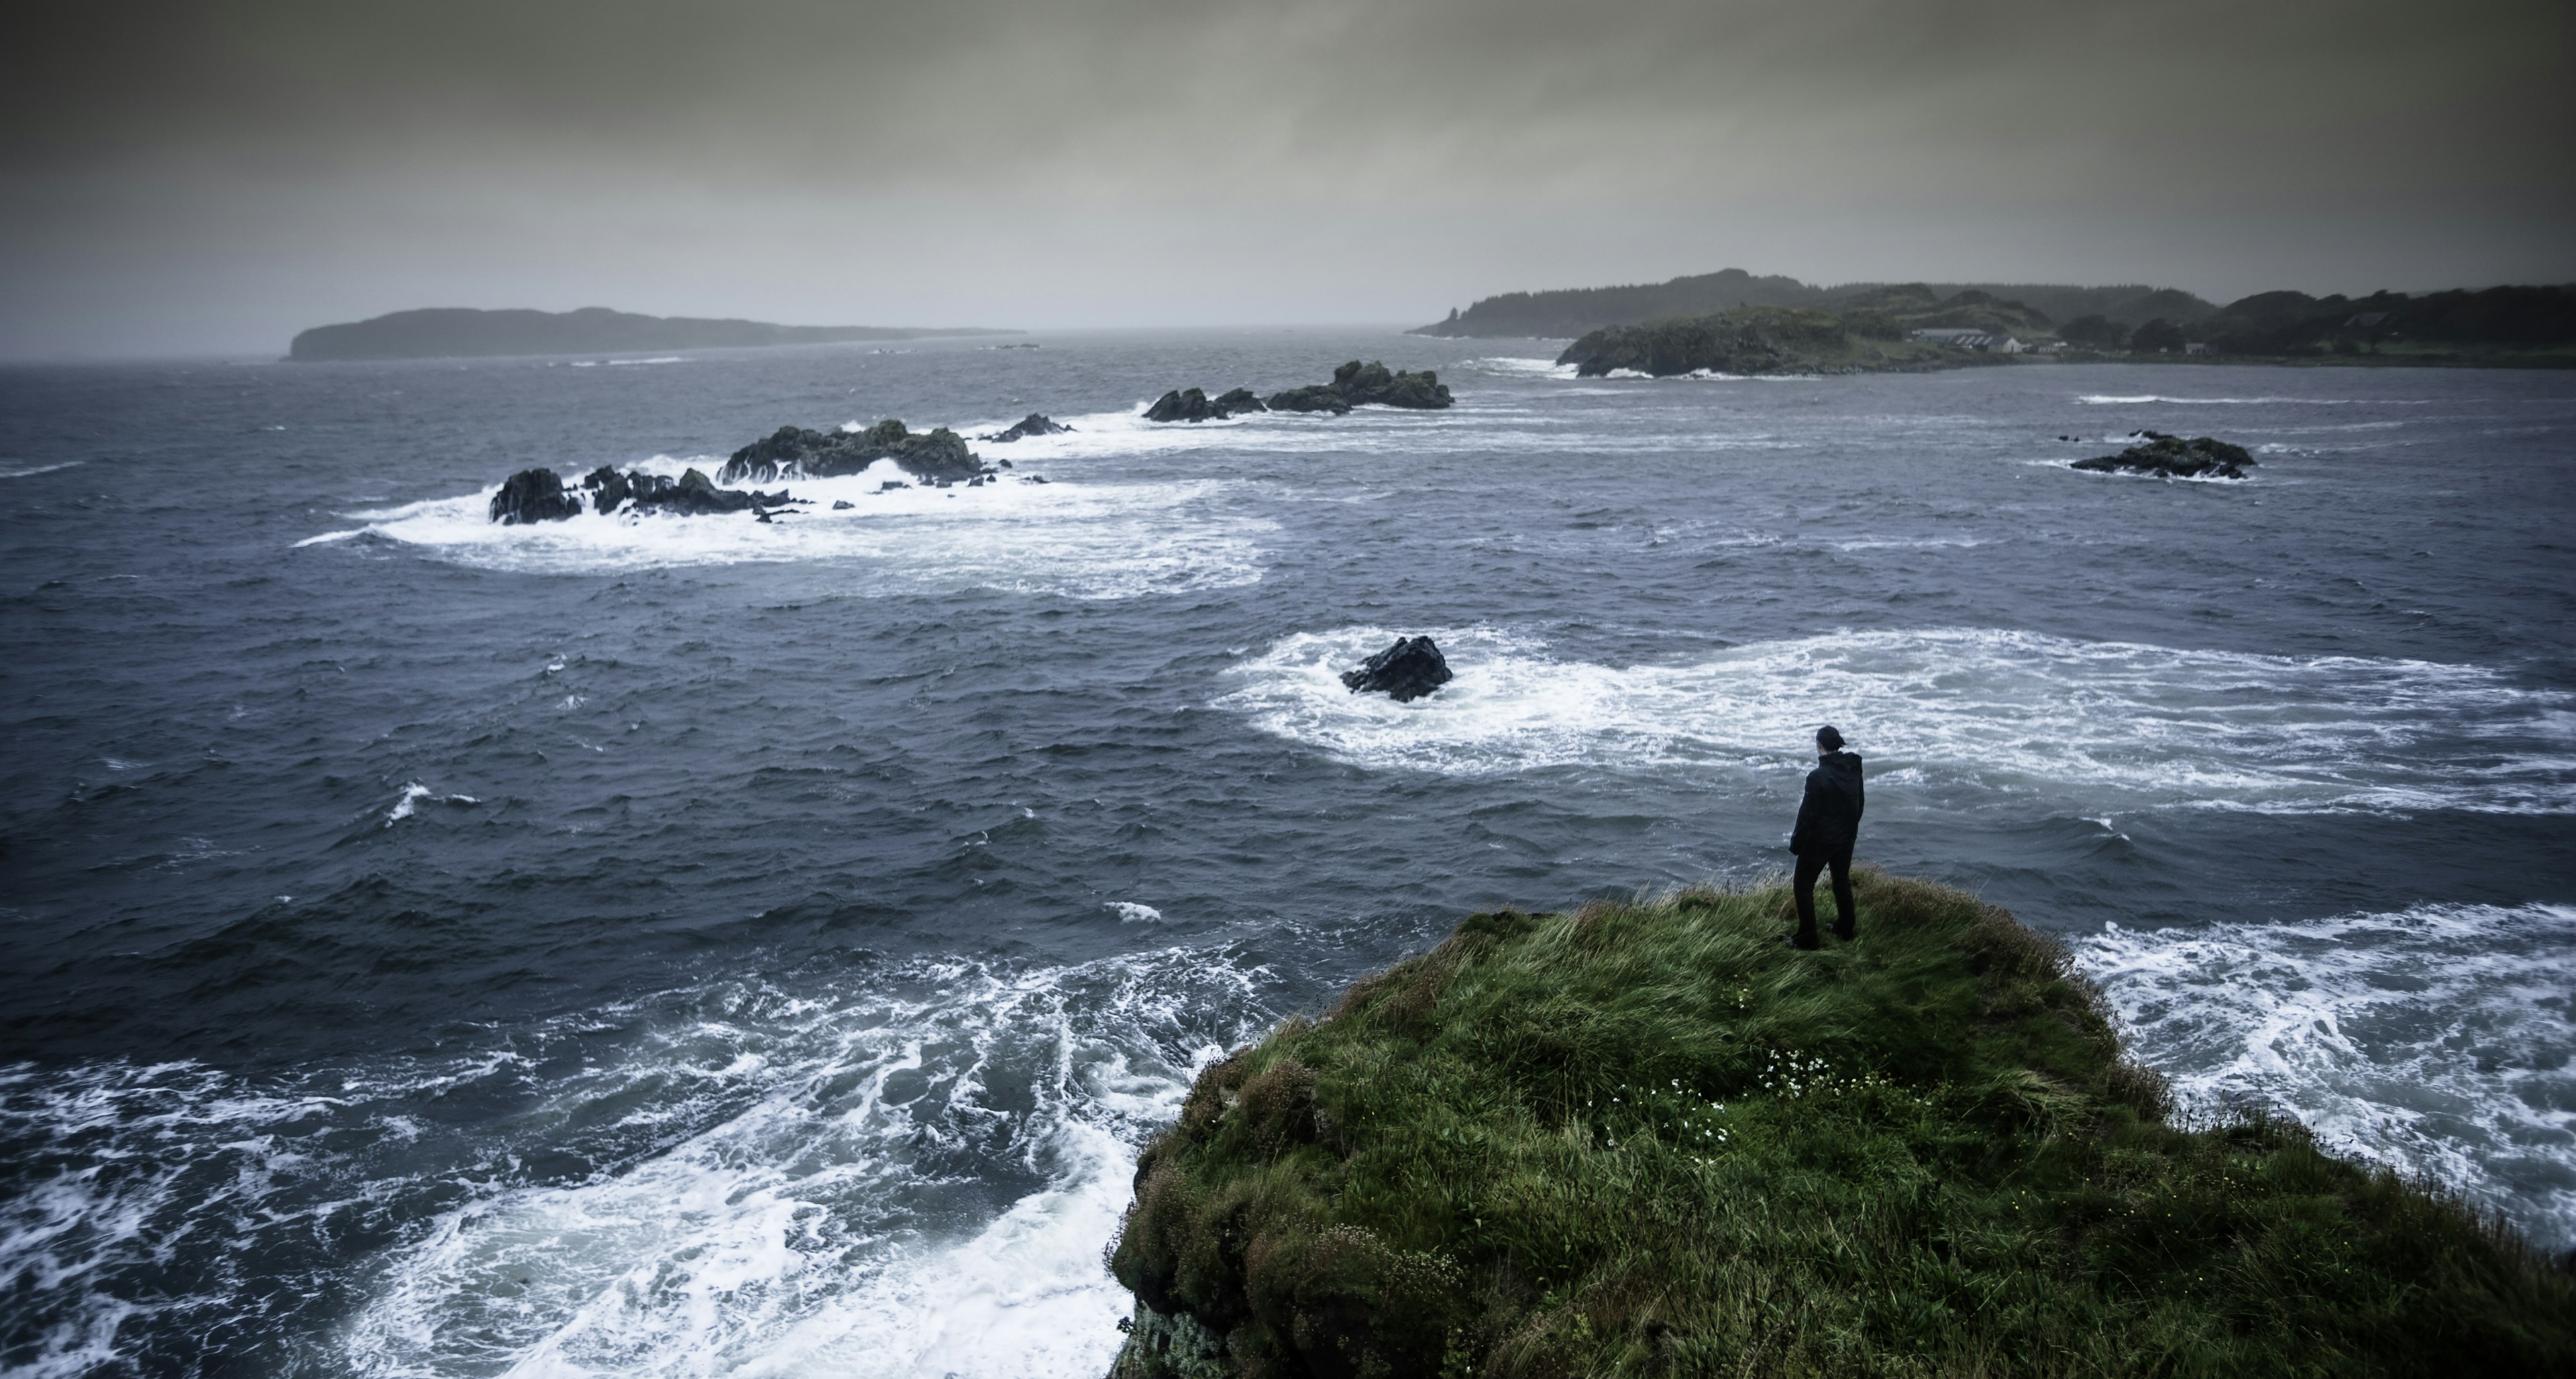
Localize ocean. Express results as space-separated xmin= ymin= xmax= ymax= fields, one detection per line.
xmin=2 ymin=332 xmax=2571 ymax=1376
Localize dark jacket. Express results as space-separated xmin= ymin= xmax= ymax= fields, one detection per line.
xmin=1790 ymin=751 xmax=1864 ymax=857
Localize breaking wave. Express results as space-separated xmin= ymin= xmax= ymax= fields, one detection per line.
xmin=2076 ymin=903 xmax=2576 ymax=1248
xmin=1218 ymin=626 xmax=2576 ymax=814
xmin=0 ymin=947 xmax=1287 ymax=1378
xmin=329 ymin=456 xmax=1272 ymax=600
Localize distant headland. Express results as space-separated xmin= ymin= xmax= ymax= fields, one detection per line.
xmin=286 ymin=307 xmax=1018 ymax=362
xmin=1418 ymin=268 xmax=2576 ymax=371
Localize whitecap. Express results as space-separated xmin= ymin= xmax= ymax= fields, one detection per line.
xmin=345 ymin=456 xmax=1272 ymax=601
xmin=1831 ymin=535 xmax=1985 ymax=551
xmin=384 ymin=783 xmax=478 ymax=826
xmin=1106 ymin=902 xmax=1164 ymax=924
xmin=294 ymin=529 xmax=364 ymax=547
xmin=2076 ymin=394 xmax=2429 ymax=406
xmin=1216 ymin=626 xmax=2576 ymax=814
xmin=2076 ymin=903 xmax=2576 ymax=1248
xmin=330 ymin=948 xmax=1273 ymax=1378
xmin=0 ymin=460 xmax=83 ymax=479
xmin=1456 ymin=357 xmax=1578 ymax=380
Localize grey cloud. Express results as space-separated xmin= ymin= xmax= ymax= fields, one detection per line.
xmin=3 ymin=0 xmax=2569 ymax=355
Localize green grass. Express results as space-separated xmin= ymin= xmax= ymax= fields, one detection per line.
xmin=1109 ymin=874 xmax=2575 ymax=1378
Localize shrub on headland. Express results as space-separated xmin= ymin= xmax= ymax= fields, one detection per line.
xmin=1108 ymin=874 xmax=2573 ymax=1378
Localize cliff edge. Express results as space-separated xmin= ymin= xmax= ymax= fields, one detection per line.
xmin=1107 ymin=875 xmax=2572 ymax=1377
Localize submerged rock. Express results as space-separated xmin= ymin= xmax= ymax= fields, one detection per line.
xmin=1340 ymin=635 xmax=1454 ymax=702
xmin=490 ymin=467 xmax=582 ymax=524
xmin=717 ymin=419 xmax=983 ymax=484
xmin=981 ymin=412 xmax=1074 ymax=443
xmin=2072 ymin=433 xmax=2256 ymax=480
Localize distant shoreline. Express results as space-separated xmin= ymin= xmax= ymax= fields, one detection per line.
xmin=286 ymin=306 xmax=1018 ymax=362
xmin=1417 ymin=269 xmax=2576 ymax=372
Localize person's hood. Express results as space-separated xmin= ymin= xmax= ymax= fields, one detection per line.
xmin=1817 ymin=750 xmax=1862 ymax=783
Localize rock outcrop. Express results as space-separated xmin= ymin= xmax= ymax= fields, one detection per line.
xmin=1144 ymin=388 xmax=1269 ymax=423
xmin=716 ymin=420 xmax=983 ymax=484
xmin=490 ymin=468 xmax=584 ymax=524
xmin=2072 ymin=432 xmax=2256 ymax=480
xmin=489 ymin=465 xmax=798 ymax=522
xmin=1269 ymin=360 xmax=1451 ymax=412
xmin=979 ymin=413 xmax=1075 ymax=443
xmin=1556 ymin=307 xmax=1872 ymax=377
xmin=577 ymin=465 xmax=794 ymax=516
xmin=1147 ymin=365 xmax=1452 ymax=422
xmin=1340 ymin=636 xmax=1453 ymax=702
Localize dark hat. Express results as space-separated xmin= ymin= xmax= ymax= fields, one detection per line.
xmin=1815 ymin=725 xmax=1845 ymax=751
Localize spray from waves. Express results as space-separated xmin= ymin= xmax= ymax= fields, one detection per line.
xmin=0 ymin=946 xmax=1287 ymax=1378
xmin=1452 ymin=357 xmax=1579 ymax=380
xmin=384 ymin=782 xmax=478 ymax=826
xmin=1218 ymin=626 xmax=2576 ymax=814
xmin=2074 ymin=903 xmax=2576 ymax=1248
xmin=340 ymin=457 xmax=1273 ymax=600
xmin=2076 ymin=395 xmax=2432 ymax=406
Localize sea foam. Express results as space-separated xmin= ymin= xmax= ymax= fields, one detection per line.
xmin=2077 ymin=902 xmax=2576 ymax=1248
xmin=1219 ymin=626 xmax=2576 ymax=814
xmin=0 ymin=946 xmax=1285 ymax=1378
xmin=337 ymin=456 xmax=1273 ymax=600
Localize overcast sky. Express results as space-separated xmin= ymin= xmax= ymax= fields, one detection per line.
xmin=3 ymin=0 xmax=2569 ymax=357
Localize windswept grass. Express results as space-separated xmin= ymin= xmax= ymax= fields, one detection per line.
xmin=1110 ymin=873 xmax=2574 ymax=1378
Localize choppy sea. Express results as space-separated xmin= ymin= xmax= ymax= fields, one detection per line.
xmin=2 ymin=332 xmax=2571 ymax=1376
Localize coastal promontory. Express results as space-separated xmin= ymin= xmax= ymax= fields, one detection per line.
xmin=286 ymin=307 xmax=1015 ymax=362
xmin=1108 ymin=876 xmax=2573 ymax=1378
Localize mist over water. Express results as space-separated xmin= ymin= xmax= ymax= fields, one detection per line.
xmin=2 ymin=334 xmax=2571 ymax=1374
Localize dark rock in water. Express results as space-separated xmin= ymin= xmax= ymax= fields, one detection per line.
xmin=566 ymin=465 xmax=792 ymax=516
xmin=1145 ymin=388 xmax=1211 ymax=423
xmin=718 ymin=419 xmax=982 ymax=484
xmin=1268 ymin=360 xmax=1452 ymax=412
xmin=2072 ymin=434 xmax=2256 ymax=480
xmin=1340 ymin=635 xmax=1454 ymax=702
xmin=582 ymin=464 xmax=632 ymax=514
xmin=981 ymin=412 xmax=1074 ymax=443
xmin=880 ymin=479 xmax=910 ymax=492
xmin=832 ymin=500 xmax=855 ymax=510
xmin=1145 ymin=386 xmax=1269 ymax=423
xmin=651 ymin=467 xmax=776 ymax=514
xmin=998 ymin=458 xmax=1014 ymax=469
xmin=490 ymin=467 xmax=581 ymax=524
xmin=1265 ymin=384 xmax=1352 ymax=415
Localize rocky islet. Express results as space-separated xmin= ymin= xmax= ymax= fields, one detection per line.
xmin=2072 ymin=431 xmax=2258 ymax=480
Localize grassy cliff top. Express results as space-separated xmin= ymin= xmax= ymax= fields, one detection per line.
xmin=1110 ymin=875 xmax=2573 ymax=1378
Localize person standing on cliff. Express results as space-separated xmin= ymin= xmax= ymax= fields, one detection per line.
xmin=1787 ymin=725 xmax=1864 ymax=949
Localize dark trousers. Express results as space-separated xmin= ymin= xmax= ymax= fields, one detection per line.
xmin=1793 ymin=844 xmax=1856 ymax=938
